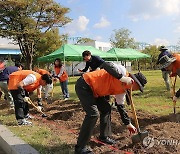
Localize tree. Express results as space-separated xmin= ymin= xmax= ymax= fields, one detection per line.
xmin=140 ymin=45 xmax=159 ymax=69
xmin=110 ymin=28 xmax=136 ymax=48
xmin=34 ymin=28 xmax=65 ymax=58
xmin=0 ymin=0 xmax=71 ymax=69
xmin=76 ymin=37 xmax=94 ymax=44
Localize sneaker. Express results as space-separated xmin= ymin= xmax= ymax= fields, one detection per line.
xmin=75 ymin=145 xmax=93 ymax=154
xmin=18 ymin=119 xmax=32 ymax=126
xmin=98 ymin=136 xmax=116 ymax=145
xmin=24 ymin=114 xmax=34 ymax=120
xmin=64 ymin=98 xmax=69 ymax=101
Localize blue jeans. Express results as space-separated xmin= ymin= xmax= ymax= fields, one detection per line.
xmin=60 ymin=80 xmax=69 ymax=98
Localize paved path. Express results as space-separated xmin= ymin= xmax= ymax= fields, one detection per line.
xmin=0 ymin=146 xmax=6 ymax=154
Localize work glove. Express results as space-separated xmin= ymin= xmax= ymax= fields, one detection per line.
xmin=23 ymin=97 xmax=30 ymax=103
xmin=173 ymin=96 xmax=177 ymax=103
xmin=53 ymin=77 xmax=58 ymax=82
xmin=127 ymin=123 xmax=137 ymax=135
xmin=120 ymin=77 xmax=134 ymax=85
xmin=37 ymin=106 xmax=43 ymax=111
xmin=37 ymin=98 xmax=43 ymax=106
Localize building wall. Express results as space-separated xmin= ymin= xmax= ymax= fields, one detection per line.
xmin=79 ymin=41 xmax=112 ymax=52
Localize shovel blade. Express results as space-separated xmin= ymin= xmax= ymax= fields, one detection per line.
xmin=42 ymin=114 xmax=47 ymax=118
xmin=132 ymin=131 xmax=149 ymax=144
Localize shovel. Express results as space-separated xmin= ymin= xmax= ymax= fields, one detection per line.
xmin=126 ymin=88 xmax=148 ymax=144
xmin=170 ymin=76 xmax=177 ymax=114
xmin=51 ymin=80 xmax=57 ymax=98
xmin=26 ymin=97 xmax=47 ymax=117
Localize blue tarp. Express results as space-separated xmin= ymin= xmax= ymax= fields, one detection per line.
xmin=0 ymin=49 xmax=21 ymax=55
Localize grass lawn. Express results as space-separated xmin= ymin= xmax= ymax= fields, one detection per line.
xmin=0 ymin=70 xmax=179 ymax=153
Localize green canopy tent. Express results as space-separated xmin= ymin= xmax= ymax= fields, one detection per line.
xmin=37 ymin=44 xmax=117 ymax=62
xmin=107 ymin=48 xmax=150 ymax=60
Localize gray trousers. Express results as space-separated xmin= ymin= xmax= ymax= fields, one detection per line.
xmin=0 ymin=81 xmax=14 ymax=107
xmin=162 ymin=71 xmax=170 ymax=91
xmin=75 ymin=77 xmax=112 ymax=149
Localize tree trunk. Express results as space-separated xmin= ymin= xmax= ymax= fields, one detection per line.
xmin=18 ymin=36 xmax=34 ymax=70
xmin=25 ymin=54 xmax=33 ymax=70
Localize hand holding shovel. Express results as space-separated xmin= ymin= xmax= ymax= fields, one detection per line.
xmin=126 ymin=87 xmax=149 ymax=144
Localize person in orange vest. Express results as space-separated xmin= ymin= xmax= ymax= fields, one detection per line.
xmin=75 ymin=62 xmax=147 ymax=154
xmin=159 ymin=53 xmax=180 ymax=102
xmin=34 ymin=67 xmax=53 ymax=101
xmin=53 ymin=58 xmax=69 ymax=100
xmin=8 ymin=70 xmax=52 ymax=125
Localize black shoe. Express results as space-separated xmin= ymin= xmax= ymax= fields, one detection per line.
xmin=75 ymin=145 xmax=93 ymax=154
xmin=98 ymin=136 xmax=116 ymax=145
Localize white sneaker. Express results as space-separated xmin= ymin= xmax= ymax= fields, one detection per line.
xmin=64 ymin=98 xmax=69 ymax=101
xmin=18 ymin=119 xmax=32 ymax=125
xmin=24 ymin=114 xmax=34 ymax=120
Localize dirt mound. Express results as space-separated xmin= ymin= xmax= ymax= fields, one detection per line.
xmin=2 ymin=98 xmax=178 ymax=153
xmin=40 ymin=100 xmax=180 ymax=154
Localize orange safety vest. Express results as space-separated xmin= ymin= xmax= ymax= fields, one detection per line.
xmin=83 ymin=69 xmax=132 ymax=97
xmin=171 ymin=54 xmax=180 ymax=76
xmin=8 ymin=70 xmax=41 ymax=92
xmin=54 ymin=66 xmax=68 ymax=82
xmin=37 ymin=69 xmax=50 ymax=75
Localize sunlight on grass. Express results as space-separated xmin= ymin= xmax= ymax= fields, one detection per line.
xmin=0 ymin=70 xmax=179 ymax=153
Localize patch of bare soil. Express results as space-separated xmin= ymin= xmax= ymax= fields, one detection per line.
xmin=36 ymin=99 xmax=180 ymax=154
xmin=1 ymin=99 xmax=179 ymax=154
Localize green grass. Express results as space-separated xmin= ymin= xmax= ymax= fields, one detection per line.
xmin=0 ymin=70 xmax=179 ymax=153
xmin=132 ymin=70 xmax=179 ymax=115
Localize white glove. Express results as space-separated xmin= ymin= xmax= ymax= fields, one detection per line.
xmin=127 ymin=123 xmax=137 ymax=135
xmin=23 ymin=97 xmax=30 ymax=103
xmin=37 ymin=106 xmax=43 ymax=111
xmin=120 ymin=76 xmax=134 ymax=85
xmin=173 ymin=96 xmax=177 ymax=103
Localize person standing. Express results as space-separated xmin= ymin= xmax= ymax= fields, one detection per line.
xmin=53 ymin=58 xmax=69 ymax=100
xmin=8 ymin=70 xmax=52 ymax=125
xmin=0 ymin=62 xmax=23 ymax=109
xmin=157 ymin=46 xmax=172 ymax=91
xmin=78 ymin=50 xmax=104 ymax=72
xmin=159 ymin=53 xmax=180 ymax=102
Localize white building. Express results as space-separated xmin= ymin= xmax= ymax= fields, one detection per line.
xmin=79 ymin=41 xmax=112 ymax=52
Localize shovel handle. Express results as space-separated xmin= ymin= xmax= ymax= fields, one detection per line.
xmin=170 ymin=76 xmax=177 ymax=114
xmin=126 ymin=87 xmax=140 ymax=132
xmin=26 ymin=98 xmax=45 ymax=115
xmin=51 ymin=81 xmax=56 ymax=97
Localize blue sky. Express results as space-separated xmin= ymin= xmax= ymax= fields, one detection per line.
xmin=56 ymin=0 xmax=180 ymax=46
xmin=0 ymin=0 xmax=180 ymax=46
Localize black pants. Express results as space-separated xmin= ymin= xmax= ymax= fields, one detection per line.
xmin=75 ymin=77 xmax=112 ymax=149
xmin=10 ymin=90 xmax=29 ymax=120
